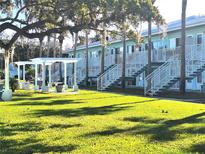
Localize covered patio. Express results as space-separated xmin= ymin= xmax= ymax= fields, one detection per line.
xmin=15 ymin=58 xmax=79 ymax=93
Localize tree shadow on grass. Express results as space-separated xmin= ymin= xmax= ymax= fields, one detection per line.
xmin=0 ymin=121 xmax=44 ymax=137
xmin=0 ymin=138 xmax=77 ymax=154
xmin=77 ymin=92 xmax=99 ymax=96
xmin=75 ymin=95 xmax=124 ymax=101
xmin=0 ymin=121 xmax=80 ymax=153
xmin=49 ymin=123 xmax=82 ymax=129
xmin=12 ymin=96 xmax=53 ymax=102
xmin=188 ymin=142 xmax=205 ymax=153
xmin=30 ymin=99 xmax=157 ymax=118
xmin=32 ymin=104 xmax=131 ymax=118
xmin=81 ymin=112 xmax=205 ymax=143
xmin=10 ymin=99 xmax=83 ymax=106
xmin=0 ymin=121 xmax=82 ymax=137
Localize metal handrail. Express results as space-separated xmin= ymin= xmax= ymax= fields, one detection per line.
xmin=144 ymin=44 xmax=205 ymax=95
xmin=97 ymin=64 xmax=122 ymax=90
xmin=97 ymin=64 xmax=118 ymax=79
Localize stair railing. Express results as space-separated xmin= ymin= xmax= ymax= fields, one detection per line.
xmin=144 ymin=44 xmax=205 ymax=96
xmin=97 ymin=64 xmax=122 ymax=90
xmin=144 ymin=55 xmax=180 ymax=96
xmin=126 ymin=50 xmax=148 ymax=77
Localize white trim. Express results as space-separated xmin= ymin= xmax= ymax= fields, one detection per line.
xmin=68 ymin=39 xmax=132 ymax=52
xmin=30 ymin=58 xmax=79 ymax=64
xmin=143 ymin=22 xmax=205 ymax=37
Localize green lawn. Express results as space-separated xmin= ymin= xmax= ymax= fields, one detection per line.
xmin=0 ymin=90 xmax=205 ymax=154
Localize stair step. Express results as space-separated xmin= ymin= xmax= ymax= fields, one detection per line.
xmin=151 ymin=62 xmax=164 ymax=66
xmin=146 ymin=92 xmax=154 ymax=97
xmin=190 ymin=74 xmax=197 ymax=77
xmin=163 ymin=85 xmax=171 ymax=88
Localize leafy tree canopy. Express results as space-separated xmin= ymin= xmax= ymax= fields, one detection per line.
xmin=0 ymin=0 xmax=163 ymax=50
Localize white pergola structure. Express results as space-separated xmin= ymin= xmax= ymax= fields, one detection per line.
xmin=14 ymin=61 xmax=52 ymax=90
xmin=30 ymin=58 xmax=79 ymax=92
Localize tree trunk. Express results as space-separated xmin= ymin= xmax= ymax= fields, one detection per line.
xmin=4 ymin=49 xmax=10 ymax=90
xmin=39 ymin=38 xmax=43 ymax=74
xmin=101 ymin=29 xmax=106 ymax=74
xmin=53 ymin=34 xmax=57 ymax=58
xmin=180 ymin=0 xmax=187 ymax=95
xmin=85 ymin=30 xmax=89 ymax=86
xmin=39 ymin=38 xmax=43 ymax=57
xmin=47 ymin=35 xmax=50 ymax=57
xmin=147 ymin=19 xmax=152 ymax=91
xmin=59 ymin=42 xmax=63 ymax=81
xmin=72 ymin=32 xmax=78 ymax=84
xmin=121 ymin=28 xmax=126 ymax=89
xmin=53 ymin=34 xmax=57 ymax=76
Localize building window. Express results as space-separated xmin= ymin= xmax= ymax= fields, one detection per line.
xmin=145 ymin=43 xmax=148 ymax=50
xmin=98 ymin=51 xmax=101 ymax=57
xmin=145 ymin=43 xmax=153 ymax=50
xmin=132 ymin=45 xmax=135 ymax=53
xmin=197 ymin=34 xmax=202 ymax=45
xmin=197 ymin=72 xmax=202 ymax=83
xmin=127 ymin=46 xmax=129 ymax=54
xmin=139 ymin=46 xmax=142 ymax=51
xmin=187 ymin=79 xmax=192 ymax=83
xmin=111 ymin=49 xmax=114 ymax=55
xmin=176 ymin=38 xmax=181 ymax=47
xmin=115 ymin=48 xmax=120 ymax=54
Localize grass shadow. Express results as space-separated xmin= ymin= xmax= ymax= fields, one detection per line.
xmin=0 ymin=121 xmax=44 ymax=137
xmin=81 ymin=112 xmax=205 ymax=142
xmin=11 ymin=99 xmax=83 ymax=106
xmin=49 ymin=123 xmax=81 ymax=129
xmin=0 ymin=138 xmax=77 ymax=154
xmin=188 ymin=142 xmax=205 ymax=153
xmin=32 ymin=104 xmax=131 ymax=118
xmin=12 ymin=96 xmax=53 ymax=102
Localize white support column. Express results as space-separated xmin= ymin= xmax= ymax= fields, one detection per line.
xmin=34 ymin=64 xmax=39 ymax=90
xmin=22 ymin=64 xmax=26 ymax=90
xmin=73 ymin=62 xmax=78 ymax=92
xmin=23 ymin=64 xmax=26 ymax=81
xmin=17 ymin=64 xmax=20 ymax=83
xmin=64 ymin=62 xmax=68 ymax=90
xmin=48 ymin=64 xmax=52 ymax=88
xmin=42 ymin=62 xmax=47 ymax=92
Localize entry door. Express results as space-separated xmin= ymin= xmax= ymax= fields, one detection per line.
xmin=115 ymin=48 xmax=121 ymax=64
xmin=170 ymin=38 xmax=176 ymax=49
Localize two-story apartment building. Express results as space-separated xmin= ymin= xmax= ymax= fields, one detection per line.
xmin=67 ymin=15 xmax=205 ymax=95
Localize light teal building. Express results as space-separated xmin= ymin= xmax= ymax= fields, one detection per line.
xmin=67 ymin=16 xmax=205 ymax=94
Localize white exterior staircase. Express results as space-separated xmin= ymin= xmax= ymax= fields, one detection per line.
xmin=97 ymin=64 xmax=122 ymax=90
xmin=144 ymin=45 xmax=205 ymax=96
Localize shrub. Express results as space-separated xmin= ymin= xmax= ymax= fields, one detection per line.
xmin=10 ymin=78 xmax=19 ymax=92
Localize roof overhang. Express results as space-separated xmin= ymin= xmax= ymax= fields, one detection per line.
xmin=30 ymin=58 xmax=80 ymax=64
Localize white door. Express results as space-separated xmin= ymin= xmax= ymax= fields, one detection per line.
xmin=170 ymin=38 xmax=176 ymax=49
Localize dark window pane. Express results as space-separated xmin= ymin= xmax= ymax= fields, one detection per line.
xmin=197 ymin=34 xmax=202 ymax=45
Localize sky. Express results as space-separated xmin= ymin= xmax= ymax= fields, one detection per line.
xmin=155 ymin=0 xmax=205 ymax=23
